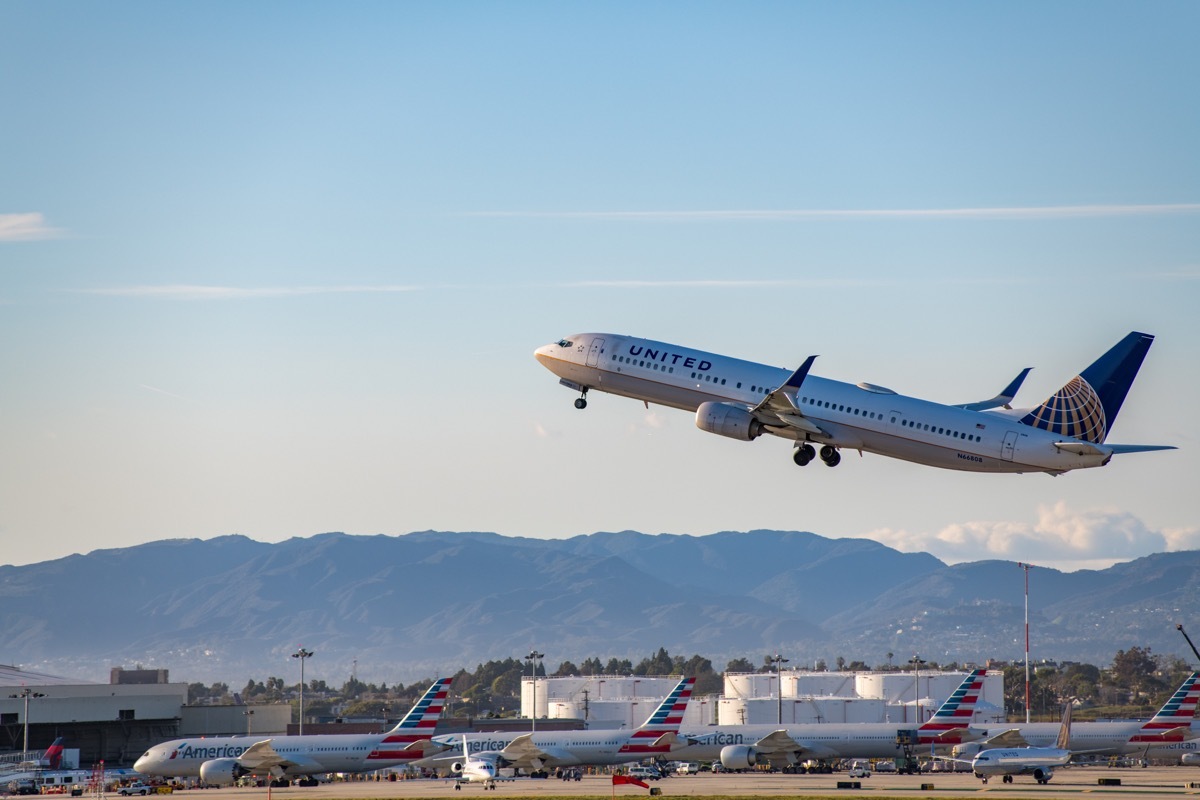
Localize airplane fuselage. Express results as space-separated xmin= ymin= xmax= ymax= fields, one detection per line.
xmin=134 ymin=733 xmax=423 ymax=779
xmin=535 ymin=333 xmax=1115 ymax=474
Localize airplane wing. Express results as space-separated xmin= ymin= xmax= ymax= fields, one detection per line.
xmin=975 ymin=729 xmax=1031 ymax=749
xmin=956 ymin=368 xmax=1032 ymax=411
xmin=751 ymin=356 xmax=826 ymax=436
xmin=748 ymin=730 xmax=803 ymax=755
xmin=496 ymin=733 xmax=571 ymax=768
xmin=235 ymin=740 xmax=322 ymax=773
xmin=1133 ymin=725 xmax=1195 ymax=741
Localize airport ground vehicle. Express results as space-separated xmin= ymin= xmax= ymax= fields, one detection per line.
xmin=117 ymin=783 xmax=153 ymax=796
xmin=675 ymin=762 xmax=699 ymax=775
xmin=626 ymin=766 xmax=661 ymax=781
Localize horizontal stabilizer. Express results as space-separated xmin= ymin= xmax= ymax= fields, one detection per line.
xmin=958 ymin=367 xmax=1033 ymax=411
xmin=1107 ymin=444 xmax=1178 ymax=454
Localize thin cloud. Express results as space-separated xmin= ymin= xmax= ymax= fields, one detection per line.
xmin=865 ymin=502 xmax=1200 ymax=572
xmin=469 ymin=203 xmax=1200 ymax=221
xmin=0 ymin=213 xmax=63 ymax=241
xmin=79 ymin=285 xmax=419 ymax=299
xmin=139 ymin=384 xmax=189 ymax=401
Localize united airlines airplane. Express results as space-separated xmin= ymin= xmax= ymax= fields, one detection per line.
xmin=534 ymin=331 xmax=1173 ymax=474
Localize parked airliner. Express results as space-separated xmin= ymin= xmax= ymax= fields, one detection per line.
xmin=419 ymin=677 xmax=694 ymax=776
xmin=133 ymin=677 xmax=452 ymax=785
xmin=534 ymin=332 xmax=1173 ymax=474
xmin=950 ymin=671 xmax=1200 ymax=760
xmin=678 ymin=669 xmax=989 ymax=770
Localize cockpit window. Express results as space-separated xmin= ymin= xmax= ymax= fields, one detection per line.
xmin=556 ymin=339 xmax=573 ymax=348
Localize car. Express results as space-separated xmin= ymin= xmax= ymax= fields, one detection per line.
xmin=626 ymin=766 xmax=660 ymax=781
xmin=117 ymin=784 xmax=153 ymax=796
xmin=675 ymin=762 xmax=699 ymax=775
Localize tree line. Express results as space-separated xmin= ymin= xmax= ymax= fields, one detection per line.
xmin=186 ymin=645 xmax=1192 ymax=723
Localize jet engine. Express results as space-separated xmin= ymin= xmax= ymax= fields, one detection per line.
xmin=1032 ymin=767 xmax=1053 ymax=784
xmin=951 ymin=742 xmax=984 ymax=758
xmin=449 ymin=761 xmax=465 ymax=776
xmin=695 ymin=402 xmax=763 ymax=441
xmin=719 ymin=745 xmax=760 ymax=770
xmin=199 ymin=758 xmax=247 ymax=786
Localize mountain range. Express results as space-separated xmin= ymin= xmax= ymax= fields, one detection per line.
xmin=2 ymin=530 xmax=1197 ymax=685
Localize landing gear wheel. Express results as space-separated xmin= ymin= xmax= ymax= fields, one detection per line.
xmin=1003 ymin=775 xmax=1013 ymax=783
xmin=793 ymin=444 xmax=815 ymax=466
xmin=819 ymin=445 xmax=841 ymax=467
xmin=574 ymin=397 xmax=587 ymax=409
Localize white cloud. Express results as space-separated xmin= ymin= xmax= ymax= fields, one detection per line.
xmin=0 ymin=213 xmax=63 ymax=241
xmin=468 ymin=203 xmax=1200 ymax=222
xmin=79 ymin=285 xmax=418 ymax=299
xmin=866 ymin=502 xmax=1200 ymax=571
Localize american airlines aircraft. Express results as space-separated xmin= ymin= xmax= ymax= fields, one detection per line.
xmin=534 ymin=332 xmax=1173 ymax=474
xmin=677 ymin=669 xmax=989 ymax=770
xmin=419 ymin=677 xmax=695 ymax=776
xmin=951 ymin=671 xmax=1200 ymax=760
xmin=133 ymin=677 xmax=452 ymax=785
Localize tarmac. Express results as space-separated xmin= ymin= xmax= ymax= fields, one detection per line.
xmin=147 ymin=766 xmax=1200 ymax=799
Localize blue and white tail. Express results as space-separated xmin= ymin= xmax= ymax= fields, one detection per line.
xmin=1019 ymin=332 xmax=1155 ymax=444
xmin=618 ymin=676 xmax=696 ymax=756
xmin=367 ymin=677 xmax=453 ymax=763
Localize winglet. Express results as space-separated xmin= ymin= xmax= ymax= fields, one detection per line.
xmin=957 ymin=367 xmax=1032 ymax=411
xmin=783 ymin=355 xmax=819 ymax=390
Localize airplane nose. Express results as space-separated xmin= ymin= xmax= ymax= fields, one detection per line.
xmin=533 ymin=344 xmax=553 ymax=365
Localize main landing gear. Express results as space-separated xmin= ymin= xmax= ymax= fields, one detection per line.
xmin=793 ymin=443 xmax=841 ymax=467
xmin=574 ymin=388 xmax=588 ymax=409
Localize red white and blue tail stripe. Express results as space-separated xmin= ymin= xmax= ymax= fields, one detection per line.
xmin=917 ymin=668 xmax=987 ymax=744
xmin=1128 ymin=672 xmax=1200 ymax=744
xmin=618 ymin=677 xmax=696 ymax=755
xmin=367 ymin=677 xmax=453 ymax=761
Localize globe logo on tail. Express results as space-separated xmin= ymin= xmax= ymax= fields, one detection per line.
xmin=1020 ymin=376 xmax=1107 ymax=444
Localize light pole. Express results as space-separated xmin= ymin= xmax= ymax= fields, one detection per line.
xmin=9 ymin=688 xmax=46 ymax=762
xmin=766 ymin=654 xmax=789 ymax=725
xmin=291 ymin=647 xmax=314 ymax=735
xmin=526 ymin=650 xmax=543 ymax=733
xmin=1019 ymin=562 xmax=1033 ymax=723
xmin=243 ymin=709 xmax=255 ymax=735
xmin=908 ymin=656 xmax=926 ymax=724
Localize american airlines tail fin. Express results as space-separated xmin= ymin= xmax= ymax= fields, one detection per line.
xmin=379 ymin=677 xmax=453 ymax=744
xmin=919 ymin=668 xmax=988 ymax=738
xmin=1128 ymin=671 xmax=1200 ymax=744
xmin=1019 ymin=332 xmax=1155 ymax=444
xmin=619 ymin=676 xmax=695 ymax=755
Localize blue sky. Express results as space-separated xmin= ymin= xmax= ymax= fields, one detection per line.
xmin=2 ymin=1 xmax=1197 ymax=572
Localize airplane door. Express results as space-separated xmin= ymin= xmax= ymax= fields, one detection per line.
xmin=587 ymin=338 xmax=605 ymax=367
xmin=1001 ymin=430 xmax=1018 ymax=461
xmin=887 ymin=410 xmax=905 ymax=431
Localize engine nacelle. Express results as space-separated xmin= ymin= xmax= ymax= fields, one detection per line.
xmin=1032 ymin=767 xmax=1053 ymax=783
xmin=719 ymin=745 xmax=759 ymax=770
xmin=199 ymin=758 xmax=247 ymax=786
xmin=695 ymin=402 xmax=763 ymax=441
xmin=1182 ymin=753 xmax=1200 ymax=766
xmin=449 ymin=761 xmax=465 ymax=776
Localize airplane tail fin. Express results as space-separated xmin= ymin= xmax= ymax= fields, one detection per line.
xmin=40 ymin=737 xmax=65 ymax=769
xmin=382 ymin=677 xmax=452 ymax=738
xmin=1055 ymin=703 xmax=1073 ymax=750
xmin=919 ymin=669 xmax=988 ymax=736
xmin=1019 ymin=332 xmax=1155 ymax=444
xmin=619 ymin=677 xmax=695 ymax=755
xmin=1128 ymin=671 xmax=1200 ymax=743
